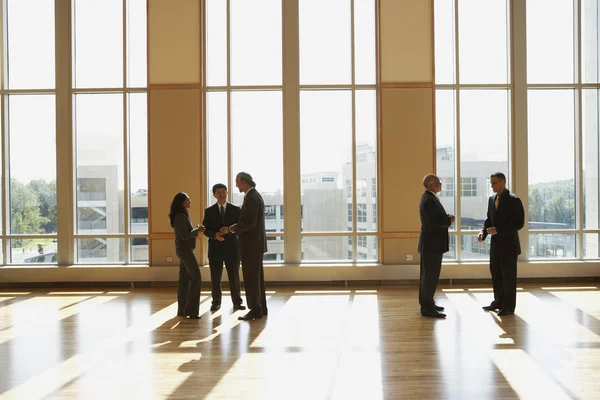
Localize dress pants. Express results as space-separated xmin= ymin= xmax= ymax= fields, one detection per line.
xmin=176 ymin=250 xmax=201 ymax=316
xmin=209 ymin=252 xmax=243 ymax=306
xmin=419 ymin=252 xmax=443 ymax=312
xmin=490 ymin=253 xmax=518 ymax=311
xmin=240 ymin=252 xmax=267 ymax=315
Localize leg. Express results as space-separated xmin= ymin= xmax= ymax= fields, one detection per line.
xmin=240 ymin=253 xmax=262 ymax=316
xmin=258 ymin=256 xmax=267 ymax=314
xmin=209 ymin=255 xmax=224 ymax=306
xmin=419 ymin=252 xmax=443 ymax=312
xmin=500 ymin=255 xmax=518 ymax=312
xmin=489 ymin=256 xmax=504 ymax=309
xmin=179 ymin=251 xmax=202 ymax=316
xmin=177 ymin=260 xmax=188 ymax=315
xmin=224 ymin=253 xmax=243 ymax=306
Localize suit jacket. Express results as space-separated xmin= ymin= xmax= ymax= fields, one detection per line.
xmin=480 ymin=189 xmax=524 ymax=258
xmin=237 ymin=188 xmax=268 ymax=255
xmin=202 ymin=202 xmax=240 ymax=258
xmin=418 ymin=191 xmax=452 ymax=254
xmin=173 ymin=213 xmax=199 ymax=253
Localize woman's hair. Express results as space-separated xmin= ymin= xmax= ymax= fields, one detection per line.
xmin=169 ymin=192 xmax=189 ymax=227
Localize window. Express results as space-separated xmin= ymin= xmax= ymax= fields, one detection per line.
xmin=435 ymin=0 xmax=510 ymax=258
xmin=460 ymin=177 xmax=478 ymax=197
xmin=357 ymin=204 xmax=367 ymax=223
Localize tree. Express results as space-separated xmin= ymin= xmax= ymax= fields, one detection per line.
xmin=28 ymin=179 xmax=57 ymax=233
xmin=10 ymin=179 xmax=50 ymax=247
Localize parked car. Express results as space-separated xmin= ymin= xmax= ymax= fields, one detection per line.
xmin=24 ymin=252 xmax=57 ymax=263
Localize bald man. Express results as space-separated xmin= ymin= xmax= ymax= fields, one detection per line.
xmin=418 ymin=174 xmax=455 ymax=318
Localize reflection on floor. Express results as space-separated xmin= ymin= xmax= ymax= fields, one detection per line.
xmin=0 ymin=283 xmax=599 ymax=399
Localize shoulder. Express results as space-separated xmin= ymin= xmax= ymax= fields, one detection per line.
xmin=205 ymin=204 xmax=215 ymax=212
xmin=229 ymin=203 xmax=241 ymax=211
xmin=175 ymin=213 xmax=188 ymax=222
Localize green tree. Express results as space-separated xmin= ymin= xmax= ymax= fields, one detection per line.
xmin=28 ymin=179 xmax=57 ymax=233
xmin=11 ymin=179 xmax=50 ymax=248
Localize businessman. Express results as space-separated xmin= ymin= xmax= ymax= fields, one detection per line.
xmin=478 ymin=172 xmax=524 ymax=316
xmin=202 ymin=183 xmax=246 ymax=312
xmin=418 ymin=174 xmax=455 ymax=318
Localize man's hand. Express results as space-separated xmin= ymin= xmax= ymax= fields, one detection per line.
xmin=449 ymin=214 xmax=456 ymax=223
xmin=229 ymin=224 xmax=238 ymax=234
xmin=215 ymin=232 xmax=225 ymax=241
xmin=486 ymin=227 xmax=497 ymax=236
xmin=477 ymin=232 xmax=484 ymax=243
xmin=219 ymin=226 xmax=229 ymax=235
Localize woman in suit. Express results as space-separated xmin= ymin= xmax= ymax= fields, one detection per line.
xmin=169 ymin=192 xmax=205 ymax=319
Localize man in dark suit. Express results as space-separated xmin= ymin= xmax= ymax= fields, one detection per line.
xmin=418 ymin=174 xmax=455 ymax=318
xmin=202 ymin=183 xmax=246 ymax=312
xmin=478 ymin=172 xmax=524 ymax=316
xmin=229 ymin=172 xmax=268 ymax=321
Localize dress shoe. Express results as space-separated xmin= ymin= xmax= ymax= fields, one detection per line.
xmin=497 ymin=310 xmax=514 ymax=316
xmin=238 ymin=312 xmax=263 ymax=321
xmin=186 ymin=315 xmax=201 ymax=319
xmin=421 ymin=309 xmax=446 ymax=318
xmin=482 ymin=303 xmax=501 ymax=312
xmin=210 ymin=304 xmax=221 ymax=311
xmin=434 ymin=305 xmax=445 ymax=311
xmin=233 ymin=304 xmax=246 ymax=311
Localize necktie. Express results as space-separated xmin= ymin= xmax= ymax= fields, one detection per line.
xmin=220 ymin=205 xmax=225 ymax=223
xmin=494 ymin=195 xmax=500 ymax=209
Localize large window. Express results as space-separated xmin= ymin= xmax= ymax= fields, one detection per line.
xmin=72 ymin=0 xmax=148 ymax=264
xmin=435 ymin=0 xmax=600 ymax=262
xmin=434 ymin=0 xmax=511 ymax=260
xmin=0 ymin=0 xmax=147 ymax=266
xmin=205 ymin=0 xmax=283 ymax=263
xmin=205 ymin=0 xmax=377 ymax=263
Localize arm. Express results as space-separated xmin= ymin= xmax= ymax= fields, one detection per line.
xmin=235 ymin=197 xmax=259 ymax=235
xmin=479 ymin=201 xmax=492 ymax=240
xmin=174 ymin=213 xmax=199 ymax=241
xmin=422 ymin=197 xmax=451 ymax=230
xmin=202 ymin=209 xmax=217 ymax=239
xmin=496 ymin=197 xmax=525 ymax=236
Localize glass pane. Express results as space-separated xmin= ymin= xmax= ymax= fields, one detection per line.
xmin=9 ymin=95 xmax=57 ymax=235
xmin=302 ymin=236 xmax=352 ymax=262
xmin=436 ymin=89 xmax=456 ymax=229
xmin=75 ymin=94 xmax=125 ymax=234
xmin=205 ymin=0 xmax=227 ymax=86
xmin=528 ymin=90 xmax=576 ymax=229
xmin=230 ymin=91 xmax=284 ymax=232
xmin=529 ymin=234 xmax=576 ymax=259
xmin=77 ymin=238 xmax=125 ymax=263
xmin=127 ymin=0 xmax=147 ymax=87
xmin=129 ymin=93 xmax=148 ymax=234
xmin=301 ymin=91 xmax=351 ymax=232
xmin=434 ymin=0 xmax=456 ymax=84
xmin=230 ymin=0 xmax=282 ymax=86
xmin=130 ymin=238 xmax=148 ymax=263
xmin=527 ymin=0 xmax=575 ymax=84
xmin=460 ymin=235 xmax=490 ymax=260
xmin=12 ymin=239 xmax=57 ymax=264
xmin=357 ymin=236 xmax=377 ymax=261
xmin=73 ymin=0 xmax=123 ymax=88
xmin=264 ymin=235 xmax=283 ymax=262
xmin=460 ymin=90 xmax=509 ymax=231
xmin=354 ymin=0 xmax=376 ymax=84
xmin=583 ymin=89 xmax=599 ymax=229
xmin=7 ymin=0 xmax=55 ymax=89
xmin=458 ymin=0 xmax=509 ymax=84
xmin=584 ymin=233 xmax=599 ymax=259
xmin=299 ymin=0 xmax=351 ymax=84
xmin=206 ymin=92 xmax=228 ymax=206
xmin=355 ymin=90 xmax=377 ymax=232
xmin=582 ymin=0 xmax=600 ymax=83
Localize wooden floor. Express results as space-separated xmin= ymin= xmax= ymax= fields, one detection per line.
xmin=1 ymin=283 xmax=599 ymax=400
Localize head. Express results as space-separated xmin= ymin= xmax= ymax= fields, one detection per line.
xmin=168 ymin=192 xmax=190 ymax=227
xmin=490 ymin=172 xmax=506 ymax=194
xmin=423 ymin=174 xmax=442 ymax=194
xmin=212 ymin=183 xmax=228 ymax=204
xmin=235 ymin=172 xmax=256 ymax=193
